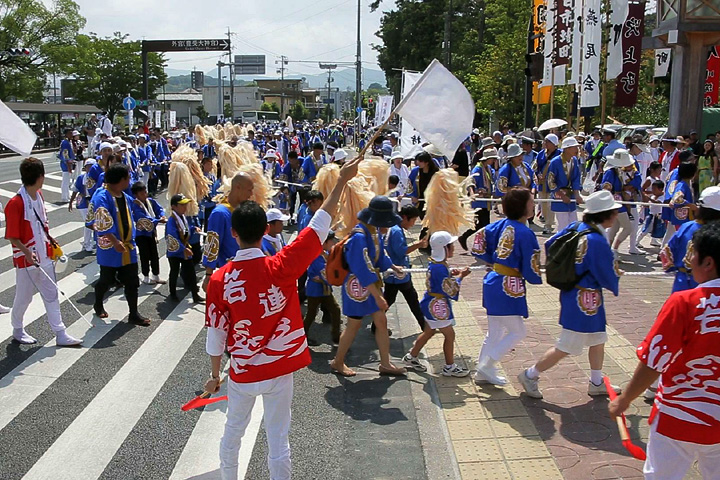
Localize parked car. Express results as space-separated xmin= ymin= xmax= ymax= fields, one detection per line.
xmin=617 ymin=124 xmax=654 ymax=143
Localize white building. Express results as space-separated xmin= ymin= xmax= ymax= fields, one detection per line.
xmin=202 ymin=85 xmax=264 ymax=120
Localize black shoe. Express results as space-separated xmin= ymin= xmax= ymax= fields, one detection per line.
xmin=169 ymin=293 xmax=180 ymax=302
xmin=128 ymin=314 xmax=151 ymax=326
xmin=307 ymin=337 xmax=320 ymax=347
xmin=458 ymin=234 xmax=469 ymax=251
xmin=192 ymin=293 xmax=205 ymax=304
xmin=321 ymin=315 xmax=331 ymax=324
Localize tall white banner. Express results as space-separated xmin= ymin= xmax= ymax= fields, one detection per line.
xmin=154 ymin=110 xmax=161 ymax=128
xmin=655 ymin=48 xmax=672 ymax=77
xmin=541 ymin=0 xmax=555 ymax=86
xmin=0 ymin=99 xmax=37 ymax=157
xmin=580 ymin=0 xmax=601 ymax=108
xmin=128 ymin=109 xmax=134 ymax=130
xmin=169 ymin=110 xmax=177 ymax=128
xmin=569 ymin=0 xmax=583 ymax=85
xmin=373 ymin=95 xmax=394 ymax=126
xmin=395 ymin=59 xmax=474 ymax=160
xmin=399 ymin=71 xmax=425 ymax=158
xmin=606 ymin=0 xmax=628 ymax=80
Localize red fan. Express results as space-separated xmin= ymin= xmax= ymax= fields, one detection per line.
xmin=182 ymin=377 xmax=228 ymax=411
xmin=605 ymin=376 xmax=647 ymax=460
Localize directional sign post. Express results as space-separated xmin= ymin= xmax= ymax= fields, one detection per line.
xmin=356 ymin=106 xmax=363 ymax=114
xmin=123 ymin=96 xmax=137 ymax=111
xmin=141 ymin=38 xmax=232 ymax=103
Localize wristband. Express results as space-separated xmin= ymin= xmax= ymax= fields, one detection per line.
xmin=211 ymin=374 xmax=220 ymax=380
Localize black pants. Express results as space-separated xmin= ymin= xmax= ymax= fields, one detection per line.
xmin=203 ymin=206 xmax=216 ymax=232
xmin=168 ymin=256 xmax=199 ymax=296
xmin=191 ymin=242 xmax=202 ymax=265
xmin=136 ymin=235 xmax=159 ymax=277
xmin=384 ymin=281 xmax=425 ymax=331
xmin=461 ymin=208 xmax=491 ymax=239
xmin=95 ymin=263 xmax=139 ymax=317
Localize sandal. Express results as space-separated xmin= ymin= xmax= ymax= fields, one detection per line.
xmin=330 ymin=361 xmax=356 ymax=377
xmin=95 ymin=310 xmax=109 ymax=319
xmin=128 ymin=315 xmax=151 ymax=326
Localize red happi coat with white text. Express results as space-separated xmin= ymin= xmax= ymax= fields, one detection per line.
xmin=637 ymin=282 xmax=720 ymax=444
xmin=205 ymin=228 xmax=322 ymax=383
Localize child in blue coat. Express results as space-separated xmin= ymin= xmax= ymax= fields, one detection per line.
xmin=402 ymin=231 xmax=471 ymax=377
xmin=166 ymin=194 xmax=203 ymax=303
xmin=303 ymin=232 xmax=341 ymax=345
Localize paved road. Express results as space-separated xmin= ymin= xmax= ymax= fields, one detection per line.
xmin=0 ymin=153 xmax=458 ymax=480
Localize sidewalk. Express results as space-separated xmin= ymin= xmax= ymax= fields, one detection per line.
xmin=397 ymin=226 xmax=702 ymax=480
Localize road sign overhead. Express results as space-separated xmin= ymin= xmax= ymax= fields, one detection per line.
xmin=234 ymin=55 xmax=266 ymax=75
xmin=122 ymin=96 xmax=137 ymax=110
xmin=142 ymin=39 xmax=230 ymax=52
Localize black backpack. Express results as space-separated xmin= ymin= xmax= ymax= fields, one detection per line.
xmin=545 ymin=222 xmax=601 ymax=291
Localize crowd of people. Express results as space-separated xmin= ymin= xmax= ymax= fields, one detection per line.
xmin=3 ymin=114 xmax=718 ymax=479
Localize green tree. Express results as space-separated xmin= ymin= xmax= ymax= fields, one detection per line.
xmin=290 ymin=100 xmax=309 ymax=121
xmin=323 ymin=104 xmax=334 ymax=122
xmin=66 ymin=33 xmax=166 ymax=119
xmin=260 ymin=101 xmax=280 ymax=113
xmin=0 ymin=0 xmax=86 ymax=101
xmin=196 ymin=105 xmax=209 ymax=123
xmin=223 ymin=103 xmax=233 ymax=119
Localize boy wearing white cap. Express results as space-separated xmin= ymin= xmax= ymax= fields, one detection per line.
xmin=402 ymin=231 xmax=471 ymax=377
xmin=547 ymin=136 xmax=584 ymax=231
xmin=518 ymin=190 xmax=622 ymax=399
xmin=262 ymin=208 xmax=289 ymax=256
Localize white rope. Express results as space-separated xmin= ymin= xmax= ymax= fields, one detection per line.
xmin=461 ymin=197 xmax=662 ymax=209
xmin=399 ymin=266 xmax=671 ymax=277
xmin=274 ymin=179 xmax=310 ymax=188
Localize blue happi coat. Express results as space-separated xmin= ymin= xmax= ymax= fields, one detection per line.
xmin=547 ymin=156 xmax=582 ymax=213
xmin=202 ymin=203 xmax=237 ymax=270
xmin=383 ymin=224 xmax=411 ymax=285
xmin=131 ymin=197 xmax=164 ymax=238
xmin=495 ymin=161 xmax=535 ymax=196
xmin=661 ymin=220 xmax=701 ymax=292
xmin=470 ymin=163 xmax=495 ymax=210
xmin=306 ymin=252 xmax=332 ymax=297
xmin=90 ymin=187 xmax=137 ymax=267
xmin=419 ymin=261 xmax=462 ymax=325
xmin=473 ymin=219 xmax=542 ymax=317
xmin=545 ymin=222 xmax=620 ymax=333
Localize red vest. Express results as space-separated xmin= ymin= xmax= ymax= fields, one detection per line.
xmin=4 ymin=194 xmax=52 ymax=268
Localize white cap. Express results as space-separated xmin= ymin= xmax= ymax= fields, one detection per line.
xmin=544 ymin=133 xmax=559 ymax=146
xmin=390 ymin=152 xmax=404 ymax=161
xmin=698 ymin=186 xmax=720 ymax=212
xmin=649 ymin=135 xmax=660 ymax=144
xmin=492 ymin=130 xmax=502 ymax=137
xmin=95 ymin=128 xmax=102 ymax=134
xmin=584 ymin=190 xmax=622 ymax=214
xmin=333 ymin=148 xmax=348 ymax=162
xmin=99 ymin=142 xmax=113 ymax=151
xmin=606 ymin=148 xmax=633 ymax=168
xmin=263 ymin=149 xmax=277 ymax=159
xmin=561 ymin=136 xmax=580 ymax=149
xmin=430 ymin=231 xmax=458 ymax=262
xmin=266 ymin=208 xmax=290 ymax=222
xmin=84 ymin=159 xmax=97 ymax=167
xmin=71 ymin=130 xmax=80 ymax=136
xmin=472 ymin=128 xmax=480 ymax=135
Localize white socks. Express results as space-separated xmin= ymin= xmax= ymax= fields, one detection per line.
xmin=56 ymin=329 xmax=82 ymax=346
xmin=13 ymin=328 xmax=37 ymax=344
xmin=590 ymin=369 xmax=603 ymax=385
xmin=526 ymin=365 xmax=540 ymax=380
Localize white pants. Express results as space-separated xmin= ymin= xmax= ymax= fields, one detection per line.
xmin=479 ymin=315 xmax=526 ymax=362
xmin=221 ymin=373 xmax=293 ymax=480
xmin=11 ymin=261 xmax=65 ymax=332
xmin=61 ymin=171 xmax=71 ymax=201
xmin=70 ymin=161 xmax=81 ymax=184
xmin=554 ymin=211 xmax=577 ymax=231
xmin=628 ymin=207 xmax=639 ymax=251
xmin=539 ymin=191 xmax=555 ymax=231
xmin=607 ymin=211 xmax=632 ymax=249
xmin=77 ymin=208 xmax=94 ymax=249
xmin=644 ymin=419 xmax=720 ymax=479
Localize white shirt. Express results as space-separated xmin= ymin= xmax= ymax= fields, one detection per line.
xmin=30 ymin=195 xmax=48 ymax=263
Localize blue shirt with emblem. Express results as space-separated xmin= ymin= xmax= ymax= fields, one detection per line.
xmin=383 ymin=225 xmax=411 ymax=285
xmin=419 ymin=261 xmax=462 ymax=325
xmin=202 ymin=204 xmax=237 ymax=270
xmin=90 ymin=188 xmax=137 ymax=267
xmin=547 ymin=156 xmax=582 ymax=212
xmin=306 ymin=252 xmax=332 ymax=297
xmin=661 ymin=220 xmax=701 ymax=292
xmin=495 ymin=161 xmax=536 ymax=196
xmin=130 ymin=197 xmax=164 ymax=238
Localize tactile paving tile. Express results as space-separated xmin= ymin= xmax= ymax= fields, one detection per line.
xmin=506 ymin=458 xmax=563 ymax=479
xmin=489 ymin=416 xmax=540 ymax=438
xmin=446 ymin=419 xmax=495 ymax=440
xmin=459 ymin=461 xmax=512 ymax=480
xmin=452 ymin=439 xmax=503 ymax=463
xmin=442 ymin=402 xmax=487 ymax=421
xmin=437 ymin=383 xmax=477 ymax=404
xmin=481 ymin=399 xmax=528 ymax=418
xmin=497 ymin=436 xmax=551 ymax=460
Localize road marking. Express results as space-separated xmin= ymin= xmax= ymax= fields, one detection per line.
xmin=0 ymin=221 xmax=83 ymax=264
xmin=0 ymin=277 xmax=165 ymax=432
xmin=169 ymin=368 xmax=265 ymax=480
xmin=4 ymin=179 xmax=62 ymax=194
xmin=0 ymin=188 xmax=62 ymax=213
xmin=23 ymin=298 xmax=205 ymax=480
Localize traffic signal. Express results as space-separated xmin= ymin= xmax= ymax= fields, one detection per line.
xmin=7 ymin=48 xmax=31 ymax=56
xmin=525 ymin=53 xmax=543 ymax=82
xmin=368 ymin=98 xmax=374 ymax=105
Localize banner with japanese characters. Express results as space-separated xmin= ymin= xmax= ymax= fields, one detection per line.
xmin=654 ymin=48 xmax=671 ymax=77
xmin=541 ymin=0 xmax=555 ymax=85
xmin=705 ymin=47 xmax=720 ymax=107
xmin=399 ymin=71 xmax=426 ymax=158
xmin=580 ymin=0 xmax=601 ymax=108
xmin=554 ymin=0 xmax=572 ymax=66
xmin=606 ymin=0 xmax=628 ymax=80
xmin=614 ymin=2 xmax=644 ymax=107
xmin=373 ymin=95 xmax=394 ymax=126
xmin=569 ymin=0 xmax=583 ymax=85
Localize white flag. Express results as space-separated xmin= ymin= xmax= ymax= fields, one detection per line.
xmin=169 ymin=110 xmax=177 ymax=128
xmin=399 ymin=71 xmax=425 ymax=158
xmin=655 ymin=48 xmax=671 ymax=77
xmin=541 ymin=0 xmax=555 ymax=86
xmin=0 ymin=100 xmax=37 ymax=157
xmin=580 ymin=0 xmax=602 ymax=108
xmin=373 ymin=95 xmax=394 ymax=126
xmin=395 ymin=59 xmax=474 ymax=160
xmin=606 ymin=0 xmax=628 ymax=80
xmin=569 ymin=0 xmax=583 ymax=85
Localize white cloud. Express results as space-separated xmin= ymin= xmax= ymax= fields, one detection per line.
xmin=73 ymin=0 xmax=386 ymax=76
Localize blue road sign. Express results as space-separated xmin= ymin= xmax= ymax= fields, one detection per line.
xmin=123 ymin=96 xmax=137 ymax=110
xmin=356 ymin=106 xmax=363 ymax=113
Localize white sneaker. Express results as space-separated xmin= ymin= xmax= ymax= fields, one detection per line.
xmin=13 ymin=328 xmax=37 ymax=345
xmin=56 ymin=330 xmax=82 ymax=346
xmin=628 ymin=247 xmax=646 ymax=255
xmin=142 ymin=276 xmax=155 ymax=285
xmin=151 ymin=274 xmax=167 ymax=285
xmin=474 ymin=362 xmax=508 ymax=386
xmin=644 ymin=387 xmax=657 ymax=400
xmin=0 ymin=304 xmax=10 ymax=314
xmin=442 ymin=364 xmax=469 ymax=377
xmin=402 ymin=353 xmax=427 ymax=372
xmin=650 ymin=239 xmax=661 ymax=247
xmin=517 ymin=370 xmax=543 ymax=399
xmin=588 ymin=381 xmax=621 ymax=396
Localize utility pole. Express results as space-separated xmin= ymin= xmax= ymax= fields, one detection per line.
xmin=276 ymin=55 xmax=288 ymax=116
xmin=227 ymin=27 xmax=234 ymax=121
xmin=355 ymin=0 xmax=362 ymax=141
xmin=320 ymin=63 xmax=337 ymax=122
xmin=217 ymin=61 xmax=223 ymax=121
xmin=443 ymin=0 xmax=453 ymax=70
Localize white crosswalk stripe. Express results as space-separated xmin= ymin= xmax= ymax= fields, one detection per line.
xmin=3 ymin=179 xmax=63 ymax=194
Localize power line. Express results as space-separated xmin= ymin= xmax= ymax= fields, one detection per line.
xmin=245 ymin=0 xmax=355 ymax=41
